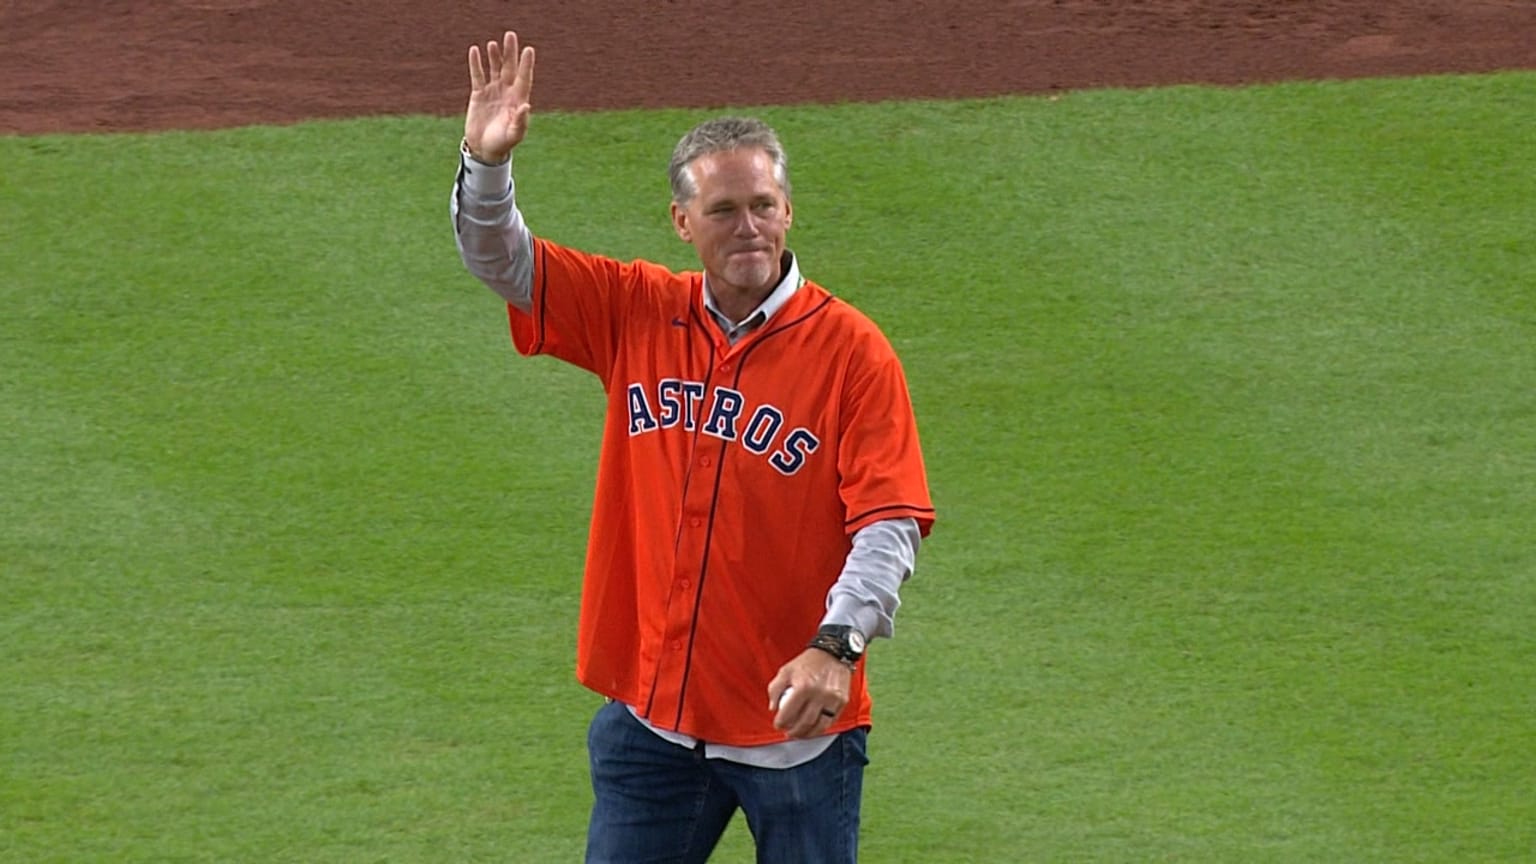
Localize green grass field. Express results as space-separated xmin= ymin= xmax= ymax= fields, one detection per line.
xmin=3 ymin=72 xmax=1534 ymax=862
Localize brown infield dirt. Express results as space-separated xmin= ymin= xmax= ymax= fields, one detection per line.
xmin=2 ymin=0 xmax=1534 ymax=136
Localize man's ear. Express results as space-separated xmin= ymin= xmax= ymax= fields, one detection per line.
xmin=671 ymin=201 xmax=691 ymax=243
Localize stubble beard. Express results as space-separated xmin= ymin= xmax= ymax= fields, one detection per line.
xmin=722 ymin=252 xmax=776 ymax=297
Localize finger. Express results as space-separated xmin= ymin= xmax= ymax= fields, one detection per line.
xmin=790 ymin=696 xmax=845 ymax=737
xmin=486 ymin=38 xmax=503 ymax=79
xmin=501 ymin=31 xmax=520 ymax=84
xmin=788 ymin=705 xmax=832 ymax=739
xmin=467 ymin=45 xmax=484 ymax=90
xmin=513 ymin=45 xmax=536 ymax=104
xmin=766 ymin=666 xmax=796 ymax=710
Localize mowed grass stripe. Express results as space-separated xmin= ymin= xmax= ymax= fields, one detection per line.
xmin=3 ymin=72 xmax=1533 ymax=862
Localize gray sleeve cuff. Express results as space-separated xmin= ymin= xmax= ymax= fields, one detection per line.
xmin=820 ymin=517 xmax=921 ymax=640
xmin=452 ymin=142 xmax=533 ymax=310
xmin=460 ymin=146 xmax=513 ymax=199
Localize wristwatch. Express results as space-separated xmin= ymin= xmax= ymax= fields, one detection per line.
xmin=807 ymin=624 xmax=866 ymax=667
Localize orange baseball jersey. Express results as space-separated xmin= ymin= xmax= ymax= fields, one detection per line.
xmin=510 ymin=237 xmax=934 ymax=746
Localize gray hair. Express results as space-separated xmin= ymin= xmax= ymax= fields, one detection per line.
xmin=667 ymin=116 xmax=791 ymax=205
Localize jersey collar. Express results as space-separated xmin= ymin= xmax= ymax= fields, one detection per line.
xmin=702 ymin=251 xmax=804 ymax=341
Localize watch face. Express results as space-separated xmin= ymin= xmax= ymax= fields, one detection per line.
xmin=847 ymin=630 xmax=866 ymax=654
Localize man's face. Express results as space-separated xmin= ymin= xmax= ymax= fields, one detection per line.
xmin=671 ymin=147 xmax=793 ymax=300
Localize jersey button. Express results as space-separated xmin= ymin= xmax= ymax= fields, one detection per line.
xmin=699 ymin=456 xmax=712 ymax=468
xmin=689 ymin=517 xmax=703 ymax=528
xmin=720 ymin=363 xmax=732 ymax=373
xmin=678 ymin=579 xmax=691 ymax=590
xmin=671 ymin=640 xmax=683 ymax=651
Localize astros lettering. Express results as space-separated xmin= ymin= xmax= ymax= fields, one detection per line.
xmin=625 ymin=378 xmax=821 ymax=475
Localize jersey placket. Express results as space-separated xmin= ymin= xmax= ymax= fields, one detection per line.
xmin=646 ymin=322 xmax=754 ymax=729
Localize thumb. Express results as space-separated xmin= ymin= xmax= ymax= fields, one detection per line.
xmin=766 ymin=670 xmax=794 ymax=710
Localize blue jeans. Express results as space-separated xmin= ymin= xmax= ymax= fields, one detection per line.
xmin=585 ymin=700 xmax=869 ymax=863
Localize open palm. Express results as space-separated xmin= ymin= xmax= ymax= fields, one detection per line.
xmin=464 ymin=31 xmax=535 ymax=163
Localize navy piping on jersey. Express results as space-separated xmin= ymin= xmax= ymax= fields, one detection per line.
xmin=670 ymin=293 xmax=836 ymax=728
xmin=671 ymin=430 xmax=733 ymax=729
xmin=529 ymin=241 xmax=550 ymax=352
xmin=664 ymin=310 xmax=721 ymax=726
xmin=846 ymin=502 xmax=935 ymax=529
xmin=646 ymin=309 xmax=715 ymax=720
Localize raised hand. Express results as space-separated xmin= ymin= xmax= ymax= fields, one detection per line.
xmin=464 ymin=30 xmax=536 ymax=164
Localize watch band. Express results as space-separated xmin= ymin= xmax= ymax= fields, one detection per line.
xmin=807 ymin=624 xmax=865 ymax=667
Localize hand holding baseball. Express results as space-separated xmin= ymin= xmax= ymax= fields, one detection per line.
xmin=464 ymin=30 xmax=535 ymax=164
xmin=767 ymin=648 xmax=852 ymax=739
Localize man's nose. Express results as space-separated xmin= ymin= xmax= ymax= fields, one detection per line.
xmin=733 ymin=211 xmax=761 ymax=237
